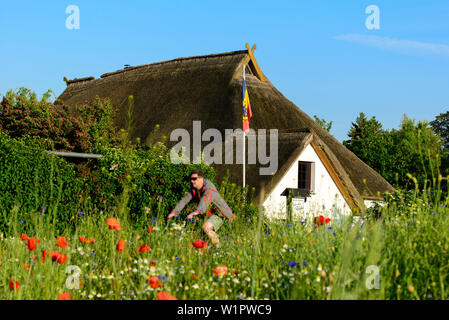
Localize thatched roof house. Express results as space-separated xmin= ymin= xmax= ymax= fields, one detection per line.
xmin=58 ymin=45 xmax=394 ymax=219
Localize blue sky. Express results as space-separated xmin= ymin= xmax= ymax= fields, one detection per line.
xmin=1 ymin=0 xmax=448 ymax=142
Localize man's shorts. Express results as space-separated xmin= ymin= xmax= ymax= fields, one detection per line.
xmin=206 ymin=214 xmax=224 ymax=231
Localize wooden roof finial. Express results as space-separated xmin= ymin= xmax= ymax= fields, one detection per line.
xmin=245 ymin=43 xmax=266 ymax=82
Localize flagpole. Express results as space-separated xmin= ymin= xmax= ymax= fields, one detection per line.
xmin=242 ymin=67 xmax=246 ymax=190
xmin=243 ymin=130 xmax=246 ymax=189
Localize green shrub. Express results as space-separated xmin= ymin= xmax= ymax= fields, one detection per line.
xmin=0 ymin=87 xmax=120 ymax=153
xmin=0 ymin=132 xmax=84 ymax=235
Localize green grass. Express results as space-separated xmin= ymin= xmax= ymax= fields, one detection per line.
xmin=0 ymin=186 xmax=448 ymax=300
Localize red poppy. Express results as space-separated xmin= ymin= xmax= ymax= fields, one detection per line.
xmin=27 ymin=237 xmax=37 ymax=251
xmin=58 ymin=293 xmax=71 ymax=300
xmin=147 ymin=226 xmax=153 ymax=233
xmin=9 ymin=280 xmax=19 ymax=290
xmin=57 ymin=254 xmax=67 ymax=264
xmin=20 ymin=234 xmax=28 ymax=241
xmin=138 ymin=244 xmax=151 ymax=254
xmin=56 ymin=237 xmax=69 ymax=247
xmin=156 ymin=292 xmax=178 ymax=300
xmin=117 ymin=240 xmax=126 ymax=252
xmin=150 ymin=259 xmax=157 ymax=266
xmin=314 ymin=216 xmax=331 ymax=229
xmin=87 ymin=238 xmax=95 ymax=243
xmin=190 ymin=240 xmax=207 ymax=250
xmin=148 ymin=276 xmax=162 ymax=289
xmin=106 ymin=218 xmax=121 ymax=230
xmin=42 ymin=250 xmax=49 ymax=263
xmin=51 ymin=251 xmax=60 ymax=261
xmin=214 ymin=265 xmax=228 ymax=276
xmin=79 ymin=236 xmax=86 ymax=243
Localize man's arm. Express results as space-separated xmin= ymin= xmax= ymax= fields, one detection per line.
xmin=169 ymin=191 xmax=193 ymax=217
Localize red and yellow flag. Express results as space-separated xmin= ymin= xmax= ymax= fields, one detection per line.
xmin=242 ymin=69 xmax=252 ymax=133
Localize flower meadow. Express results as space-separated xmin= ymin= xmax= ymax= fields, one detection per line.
xmin=0 ymin=186 xmax=448 ymax=300
xmin=1 ymin=90 xmax=448 ymax=300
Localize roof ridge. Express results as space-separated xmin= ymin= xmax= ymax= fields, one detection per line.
xmin=99 ymin=49 xmax=248 ymax=79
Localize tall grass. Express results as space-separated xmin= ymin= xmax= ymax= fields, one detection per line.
xmin=0 ymin=176 xmax=447 ymax=299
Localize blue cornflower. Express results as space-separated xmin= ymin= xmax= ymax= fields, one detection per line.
xmin=287 ymin=224 xmax=293 ymax=228
xmin=39 ymin=212 xmax=44 ymax=216
xmin=281 ymin=232 xmax=284 ymax=236
xmin=175 ymin=257 xmax=181 ymax=260
xmin=288 ymin=261 xmax=299 ymax=267
xmin=151 ymin=220 xmax=156 ymax=224
xmin=158 ymin=275 xmax=167 ymax=281
xmin=90 ymin=252 xmax=94 ymax=256
xmin=265 ymin=231 xmax=271 ymax=235
xmin=152 ymin=216 xmax=157 ymax=220
xmin=300 ymin=221 xmax=305 ymax=224
xmin=42 ymin=206 xmax=46 ymax=211
xmin=19 ymin=221 xmax=24 ymax=224
xmin=327 ymin=226 xmax=333 ymax=230
xmin=188 ymin=219 xmax=195 ymax=224
xmin=302 ymin=261 xmax=307 ymax=266
xmin=78 ymin=211 xmax=84 ymax=216
xmin=333 ymin=232 xmax=336 ymax=236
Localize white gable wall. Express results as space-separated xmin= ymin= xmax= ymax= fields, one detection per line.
xmin=263 ymin=143 xmax=352 ymax=221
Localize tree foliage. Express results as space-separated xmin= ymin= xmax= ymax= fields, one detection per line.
xmin=0 ymin=87 xmax=120 ymax=153
xmin=344 ymin=113 xmax=445 ymax=188
xmin=313 ymin=115 xmax=333 ymax=133
xmin=430 ymin=110 xmax=449 ymax=150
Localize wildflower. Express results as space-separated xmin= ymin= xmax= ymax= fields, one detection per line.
xmin=79 ymin=236 xmax=86 ymax=243
xmin=407 ymin=285 xmax=415 ymax=293
xmin=190 ymin=240 xmax=207 ymax=250
xmin=156 ymin=292 xmax=178 ymax=300
xmin=78 ymin=212 xmax=84 ymax=216
xmin=150 ymin=220 xmax=156 ymax=224
xmin=117 ymin=240 xmax=126 ymax=252
xmin=87 ymin=238 xmax=95 ymax=243
xmin=287 ymin=224 xmax=293 ymax=227
xmin=20 ymin=234 xmax=28 ymax=241
xmin=9 ymin=280 xmax=19 ymax=290
xmin=106 ymin=218 xmax=121 ymax=230
xmin=57 ymin=254 xmax=67 ymax=264
xmin=59 ymin=293 xmax=71 ymax=300
xmin=148 ymin=276 xmax=162 ymax=289
xmin=147 ymin=226 xmax=154 ymax=233
xmin=288 ymin=261 xmax=299 ymax=267
xmin=138 ymin=244 xmax=151 ymax=254
xmin=51 ymin=251 xmax=67 ymax=264
xmin=150 ymin=259 xmax=157 ymax=265
xmin=56 ymin=237 xmax=69 ymax=247
xmin=214 ymin=265 xmax=228 ymax=277
xmin=313 ymin=216 xmax=331 ymax=229
xmin=41 ymin=250 xmax=50 ymax=263
xmin=27 ymin=237 xmax=37 ymax=251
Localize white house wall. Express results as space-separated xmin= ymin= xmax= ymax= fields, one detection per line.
xmin=262 ymin=143 xmax=352 ymax=221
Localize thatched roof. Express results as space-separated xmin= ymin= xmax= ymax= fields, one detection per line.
xmin=58 ymin=47 xmax=394 ymax=211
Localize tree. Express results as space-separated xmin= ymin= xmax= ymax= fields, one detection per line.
xmin=343 ymin=112 xmax=392 ymax=180
xmin=344 ymin=113 xmax=445 ymax=189
xmin=430 ymin=110 xmax=449 ymax=150
xmin=313 ymin=115 xmax=333 ymax=133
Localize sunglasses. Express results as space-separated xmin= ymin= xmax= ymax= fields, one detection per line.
xmin=190 ymin=177 xmax=198 ymax=181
